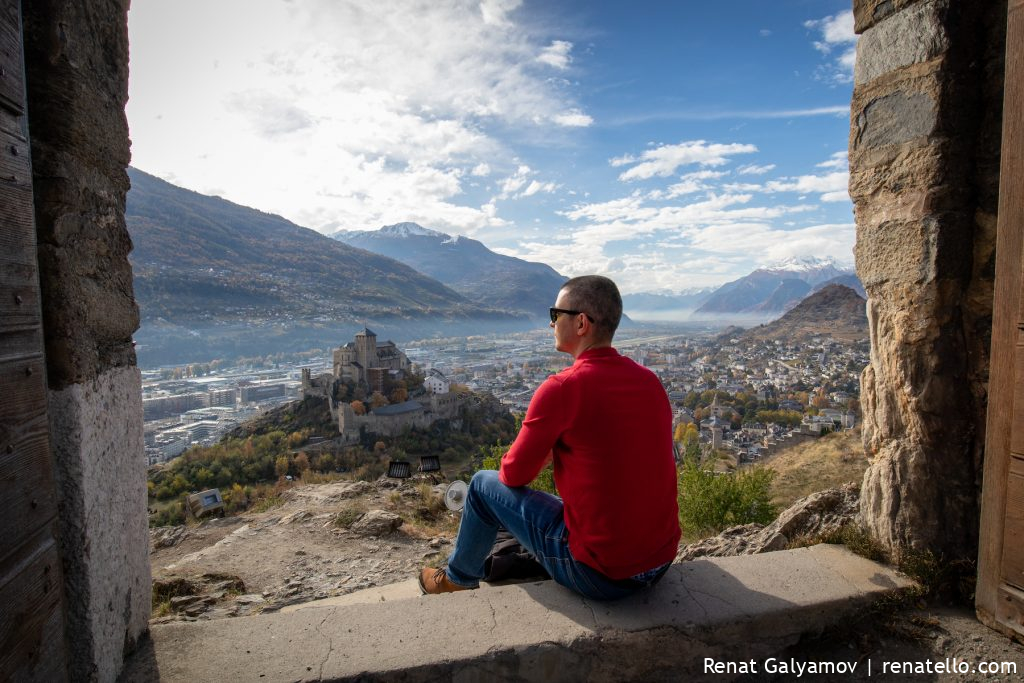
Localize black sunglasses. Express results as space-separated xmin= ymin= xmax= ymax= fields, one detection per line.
xmin=549 ymin=308 xmax=595 ymax=324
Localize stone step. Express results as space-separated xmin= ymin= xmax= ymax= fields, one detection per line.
xmin=279 ymin=575 xmax=536 ymax=611
xmin=122 ymin=544 xmax=916 ymax=682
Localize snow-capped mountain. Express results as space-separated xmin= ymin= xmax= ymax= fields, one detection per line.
xmin=332 ymin=222 xmax=566 ymax=320
xmin=694 ymin=257 xmax=859 ymax=316
xmin=755 ymin=256 xmax=851 ymax=288
xmin=377 ymin=222 xmax=446 ymax=238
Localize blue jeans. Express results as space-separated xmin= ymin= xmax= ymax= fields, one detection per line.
xmin=445 ymin=470 xmax=668 ymax=601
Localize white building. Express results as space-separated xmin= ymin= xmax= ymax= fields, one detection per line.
xmin=424 ymin=370 xmax=450 ymax=395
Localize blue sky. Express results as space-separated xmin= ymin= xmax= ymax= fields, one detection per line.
xmin=127 ymin=0 xmax=857 ymax=294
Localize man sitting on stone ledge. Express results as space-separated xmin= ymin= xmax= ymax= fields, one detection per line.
xmin=419 ymin=275 xmax=681 ymax=600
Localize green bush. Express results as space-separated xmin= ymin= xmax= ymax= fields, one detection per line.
xmin=476 ymin=440 xmax=557 ymax=495
xmin=677 ymin=458 xmax=777 ymax=537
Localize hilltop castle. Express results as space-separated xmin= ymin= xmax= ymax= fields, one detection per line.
xmin=332 ymin=327 xmax=410 ymax=390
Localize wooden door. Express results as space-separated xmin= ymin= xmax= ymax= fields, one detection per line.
xmin=977 ymin=0 xmax=1024 ymax=641
xmin=0 ymin=0 xmax=69 ymax=679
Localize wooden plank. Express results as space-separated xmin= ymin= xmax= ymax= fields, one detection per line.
xmin=0 ymin=324 xmax=43 ymax=365
xmin=1002 ymin=458 xmax=1024 ymax=591
xmin=0 ymin=121 xmax=35 ymax=264
xmin=1013 ymin=345 xmax=1024 ymax=457
xmin=0 ymin=356 xmax=58 ymax=569
xmin=995 ymin=584 xmax=1024 ymax=640
xmin=977 ymin=0 xmax=1024 ymax=621
xmin=0 ymin=1 xmax=67 ymax=678
xmin=0 ymin=260 xmax=42 ymax=332
xmin=0 ymin=0 xmax=25 ymax=116
xmin=0 ymin=531 xmax=66 ymax=682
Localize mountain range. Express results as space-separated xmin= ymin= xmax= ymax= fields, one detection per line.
xmin=332 ymin=223 xmax=566 ymax=320
xmin=123 ymin=168 xmax=865 ymax=364
xmin=692 ymin=257 xmax=862 ymax=317
xmin=125 ymin=169 xmax=529 ymax=364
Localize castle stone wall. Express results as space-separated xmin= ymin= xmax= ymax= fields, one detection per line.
xmin=851 ymin=0 xmax=1006 ymax=560
xmin=22 ymin=1 xmax=150 ymax=680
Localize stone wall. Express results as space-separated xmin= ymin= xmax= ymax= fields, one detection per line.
xmin=22 ymin=1 xmax=150 ymax=681
xmin=339 ymin=393 xmax=464 ymax=438
xmin=851 ymin=0 xmax=1006 ymax=560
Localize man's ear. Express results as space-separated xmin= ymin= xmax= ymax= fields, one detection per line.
xmin=576 ymin=314 xmax=588 ymax=337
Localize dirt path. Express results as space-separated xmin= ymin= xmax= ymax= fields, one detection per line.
xmin=150 ymin=477 xmax=456 ymax=621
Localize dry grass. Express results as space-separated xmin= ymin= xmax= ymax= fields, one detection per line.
xmin=378 ymin=483 xmax=461 ymax=540
xmin=333 ymin=506 xmax=365 ymax=528
xmin=762 ymin=428 xmax=869 ymax=510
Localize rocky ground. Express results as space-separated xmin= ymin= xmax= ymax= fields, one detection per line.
xmin=150 ymin=478 xmax=1024 ymax=681
xmin=739 ymin=606 xmax=1024 ymax=682
xmin=149 ymin=476 xmax=457 ymax=622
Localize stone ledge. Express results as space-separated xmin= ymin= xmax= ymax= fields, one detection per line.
xmin=121 ymin=544 xmax=915 ymax=682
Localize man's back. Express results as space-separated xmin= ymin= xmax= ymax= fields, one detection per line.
xmin=500 ymin=347 xmax=681 ymax=579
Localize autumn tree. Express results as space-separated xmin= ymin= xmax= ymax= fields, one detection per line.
xmin=317 ymin=453 xmax=336 ymax=472
xmin=369 ymin=391 xmax=389 ymax=409
xmin=294 ymin=452 xmax=310 ymax=473
xmin=275 ymin=455 xmax=290 ymax=478
xmin=674 ymin=423 xmax=687 ymax=443
xmin=351 ymin=400 xmax=366 ymax=416
xmin=389 ymin=387 xmax=408 ymax=404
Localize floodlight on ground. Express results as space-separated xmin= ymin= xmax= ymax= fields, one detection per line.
xmin=419 ymin=455 xmax=440 ymax=472
xmin=444 ymin=480 xmax=469 ymax=512
xmin=386 ymin=461 xmax=412 ymax=479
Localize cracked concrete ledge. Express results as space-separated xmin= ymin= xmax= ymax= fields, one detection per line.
xmin=121 ymin=544 xmax=915 ymax=682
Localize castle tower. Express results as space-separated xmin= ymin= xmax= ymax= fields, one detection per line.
xmin=354 ymin=326 xmax=377 ymax=381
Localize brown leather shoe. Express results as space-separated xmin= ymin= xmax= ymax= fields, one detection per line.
xmin=419 ymin=567 xmax=475 ymax=595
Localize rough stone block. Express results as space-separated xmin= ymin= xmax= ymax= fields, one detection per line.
xmin=23 ymin=0 xmax=137 ymax=389
xmin=853 ymin=0 xmax=927 ymax=33
xmin=853 ymin=90 xmax=937 ymax=151
xmin=856 ymin=212 xmax=972 ymax=289
xmin=848 ymin=145 xmax=946 ymax=202
xmin=855 ymin=1 xmax=948 ymax=85
xmin=855 ymin=219 xmax=929 ymax=287
xmin=47 ymin=366 xmax=150 ymax=683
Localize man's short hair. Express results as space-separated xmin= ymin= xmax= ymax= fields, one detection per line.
xmin=560 ymin=275 xmax=622 ymax=340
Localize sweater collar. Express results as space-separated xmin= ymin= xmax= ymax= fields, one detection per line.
xmin=574 ymin=347 xmax=619 ymax=363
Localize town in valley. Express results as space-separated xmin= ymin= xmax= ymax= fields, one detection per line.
xmin=143 ymin=321 xmax=868 ymax=472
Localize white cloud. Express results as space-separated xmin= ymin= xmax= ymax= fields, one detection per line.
xmin=480 ymin=0 xmax=522 ymax=27
xmin=612 ymin=140 xmax=758 ymax=181
xmin=493 ymin=164 xmax=559 ymax=199
xmin=805 ymin=10 xmax=858 ymax=84
xmin=819 ymin=190 xmax=850 ymax=203
xmin=817 ymin=151 xmax=848 ymax=170
xmin=608 ymin=105 xmax=849 ymax=126
xmin=665 ymin=171 xmax=726 ymax=198
xmin=521 ymin=179 xmax=559 ymax=197
xmin=553 ymin=109 xmax=594 ymax=127
xmin=736 ymin=163 xmax=776 ymax=175
xmin=765 ymin=171 xmax=849 ymax=202
xmin=499 ymin=172 xmax=529 ymax=197
xmin=538 ymin=40 xmax=573 ymax=69
xmin=722 ymin=182 xmax=764 ymax=193
xmin=127 ymin=0 xmax=590 ymax=237
xmin=224 ymin=91 xmax=312 ymax=136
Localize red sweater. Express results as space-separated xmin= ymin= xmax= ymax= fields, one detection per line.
xmin=499 ymin=347 xmax=681 ymax=579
